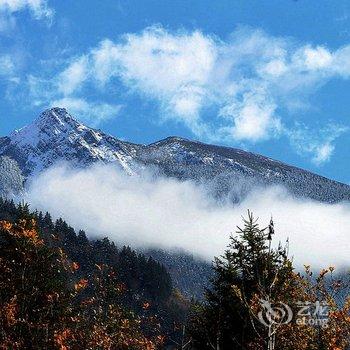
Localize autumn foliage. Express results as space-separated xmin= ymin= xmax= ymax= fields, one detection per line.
xmin=188 ymin=212 xmax=350 ymax=350
xmin=0 ymin=219 xmax=163 ymax=349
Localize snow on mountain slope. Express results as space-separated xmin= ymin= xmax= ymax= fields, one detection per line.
xmin=1 ymin=107 xmax=350 ymax=203
xmin=0 ymin=108 xmax=141 ymax=176
xmin=0 ymin=156 xmax=24 ymax=198
xmin=138 ymin=137 xmax=350 ymax=203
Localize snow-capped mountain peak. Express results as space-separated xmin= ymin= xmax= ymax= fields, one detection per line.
xmin=1 ymin=108 xmax=140 ymax=176
xmin=10 ymin=108 xmax=82 ymax=147
xmin=1 ymin=108 xmax=350 ymax=203
xmin=34 ymin=107 xmax=75 ymax=128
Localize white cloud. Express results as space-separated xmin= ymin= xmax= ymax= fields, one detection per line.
xmin=56 ymin=28 xmax=350 ymax=143
xmin=28 ymin=27 xmax=218 ymax=130
xmin=26 ymin=60 xmax=122 ymax=126
xmin=288 ymin=123 xmax=348 ymax=165
xmin=27 ymin=76 xmax=122 ymax=126
xmin=26 ymin=164 xmax=350 ymax=269
xmin=90 ymin=29 xmax=217 ymax=130
xmin=0 ymin=0 xmax=53 ymax=20
xmin=303 ymin=46 xmax=333 ymax=70
xmin=28 ymin=26 xmax=350 ymax=161
xmin=0 ymin=54 xmax=15 ymax=76
xmin=260 ymin=59 xmax=288 ymax=77
xmin=218 ymin=90 xmax=281 ymax=142
xmin=93 ymin=30 xmax=216 ymax=92
xmin=57 ymin=56 xmax=88 ymax=96
xmin=313 ymin=143 xmax=334 ymax=165
xmin=51 ymin=97 xmax=122 ymax=126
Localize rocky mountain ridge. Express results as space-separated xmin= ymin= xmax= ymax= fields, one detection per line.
xmin=1 ymin=107 xmax=349 ymax=203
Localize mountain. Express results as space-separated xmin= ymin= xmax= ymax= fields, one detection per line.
xmin=1 ymin=107 xmax=350 ymax=299
xmin=0 ymin=156 xmax=24 ymax=198
xmin=0 ymin=108 xmax=141 ymax=177
xmin=144 ymin=248 xmax=213 ymax=300
xmin=1 ymin=107 xmax=350 ymax=203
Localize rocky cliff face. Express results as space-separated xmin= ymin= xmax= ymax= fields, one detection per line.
xmin=0 ymin=156 xmax=24 ymax=198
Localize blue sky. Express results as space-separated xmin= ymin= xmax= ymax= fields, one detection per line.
xmin=0 ymin=0 xmax=350 ymax=183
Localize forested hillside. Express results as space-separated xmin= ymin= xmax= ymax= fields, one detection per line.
xmin=144 ymin=249 xmax=213 ymax=300
xmin=2 ymin=198 xmax=350 ymax=349
xmin=0 ymin=198 xmax=188 ymax=349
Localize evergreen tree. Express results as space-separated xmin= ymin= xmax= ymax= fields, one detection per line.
xmin=188 ymin=211 xmax=350 ymax=350
xmin=0 ymin=218 xmax=164 ymax=349
xmin=188 ymin=211 xmax=294 ymax=349
xmin=0 ymin=198 xmax=186 ymax=347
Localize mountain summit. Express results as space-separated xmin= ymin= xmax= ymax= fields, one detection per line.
xmin=0 ymin=108 xmax=141 ymax=176
xmin=30 ymin=107 xmax=79 ymax=130
xmin=1 ymin=108 xmax=350 ymax=203
xmin=9 ymin=108 xmax=81 ymax=148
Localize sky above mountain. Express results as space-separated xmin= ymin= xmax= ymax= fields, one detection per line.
xmin=0 ymin=0 xmax=349 ymax=183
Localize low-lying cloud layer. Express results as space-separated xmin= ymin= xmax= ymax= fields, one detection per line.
xmin=26 ymin=164 xmax=350 ymax=269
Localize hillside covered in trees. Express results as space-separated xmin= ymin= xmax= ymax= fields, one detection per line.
xmin=0 ymin=198 xmax=188 ymax=349
xmin=1 ymin=198 xmax=350 ymax=349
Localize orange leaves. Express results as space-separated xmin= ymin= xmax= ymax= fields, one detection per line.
xmin=71 ymin=262 xmax=79 ymax=272
xmin=54 ymin=328 xmax=72 ymax=350
xmin=3 ymin=296 xmax=18 ymax=327
xmin=0 ymin=221 xmax=12 ymax=231
xmin=294 ymin=266 xmax=350 ymax=350
xmin=21 ymin=228 xmax=43 ymax=246
xmin=88 ymin=325 xmax=112 ymax=349
xmin=142 ymin=302 xmax=150 ymax=310
xmin=0 ymin=220 xmax=43 ymax=246
xmin=74 ymin=278 xmax=88 ymax=292
xmin=0 ymin=218 xmax=163 ymax=350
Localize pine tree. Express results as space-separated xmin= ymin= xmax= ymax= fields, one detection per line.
xmin=188 ymin=211 xmax=294 ymax=349
xmin=0 ymin=199 xmax=183 ymax=348
xmin=188 ymin=211 xmax=350 ymax=350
